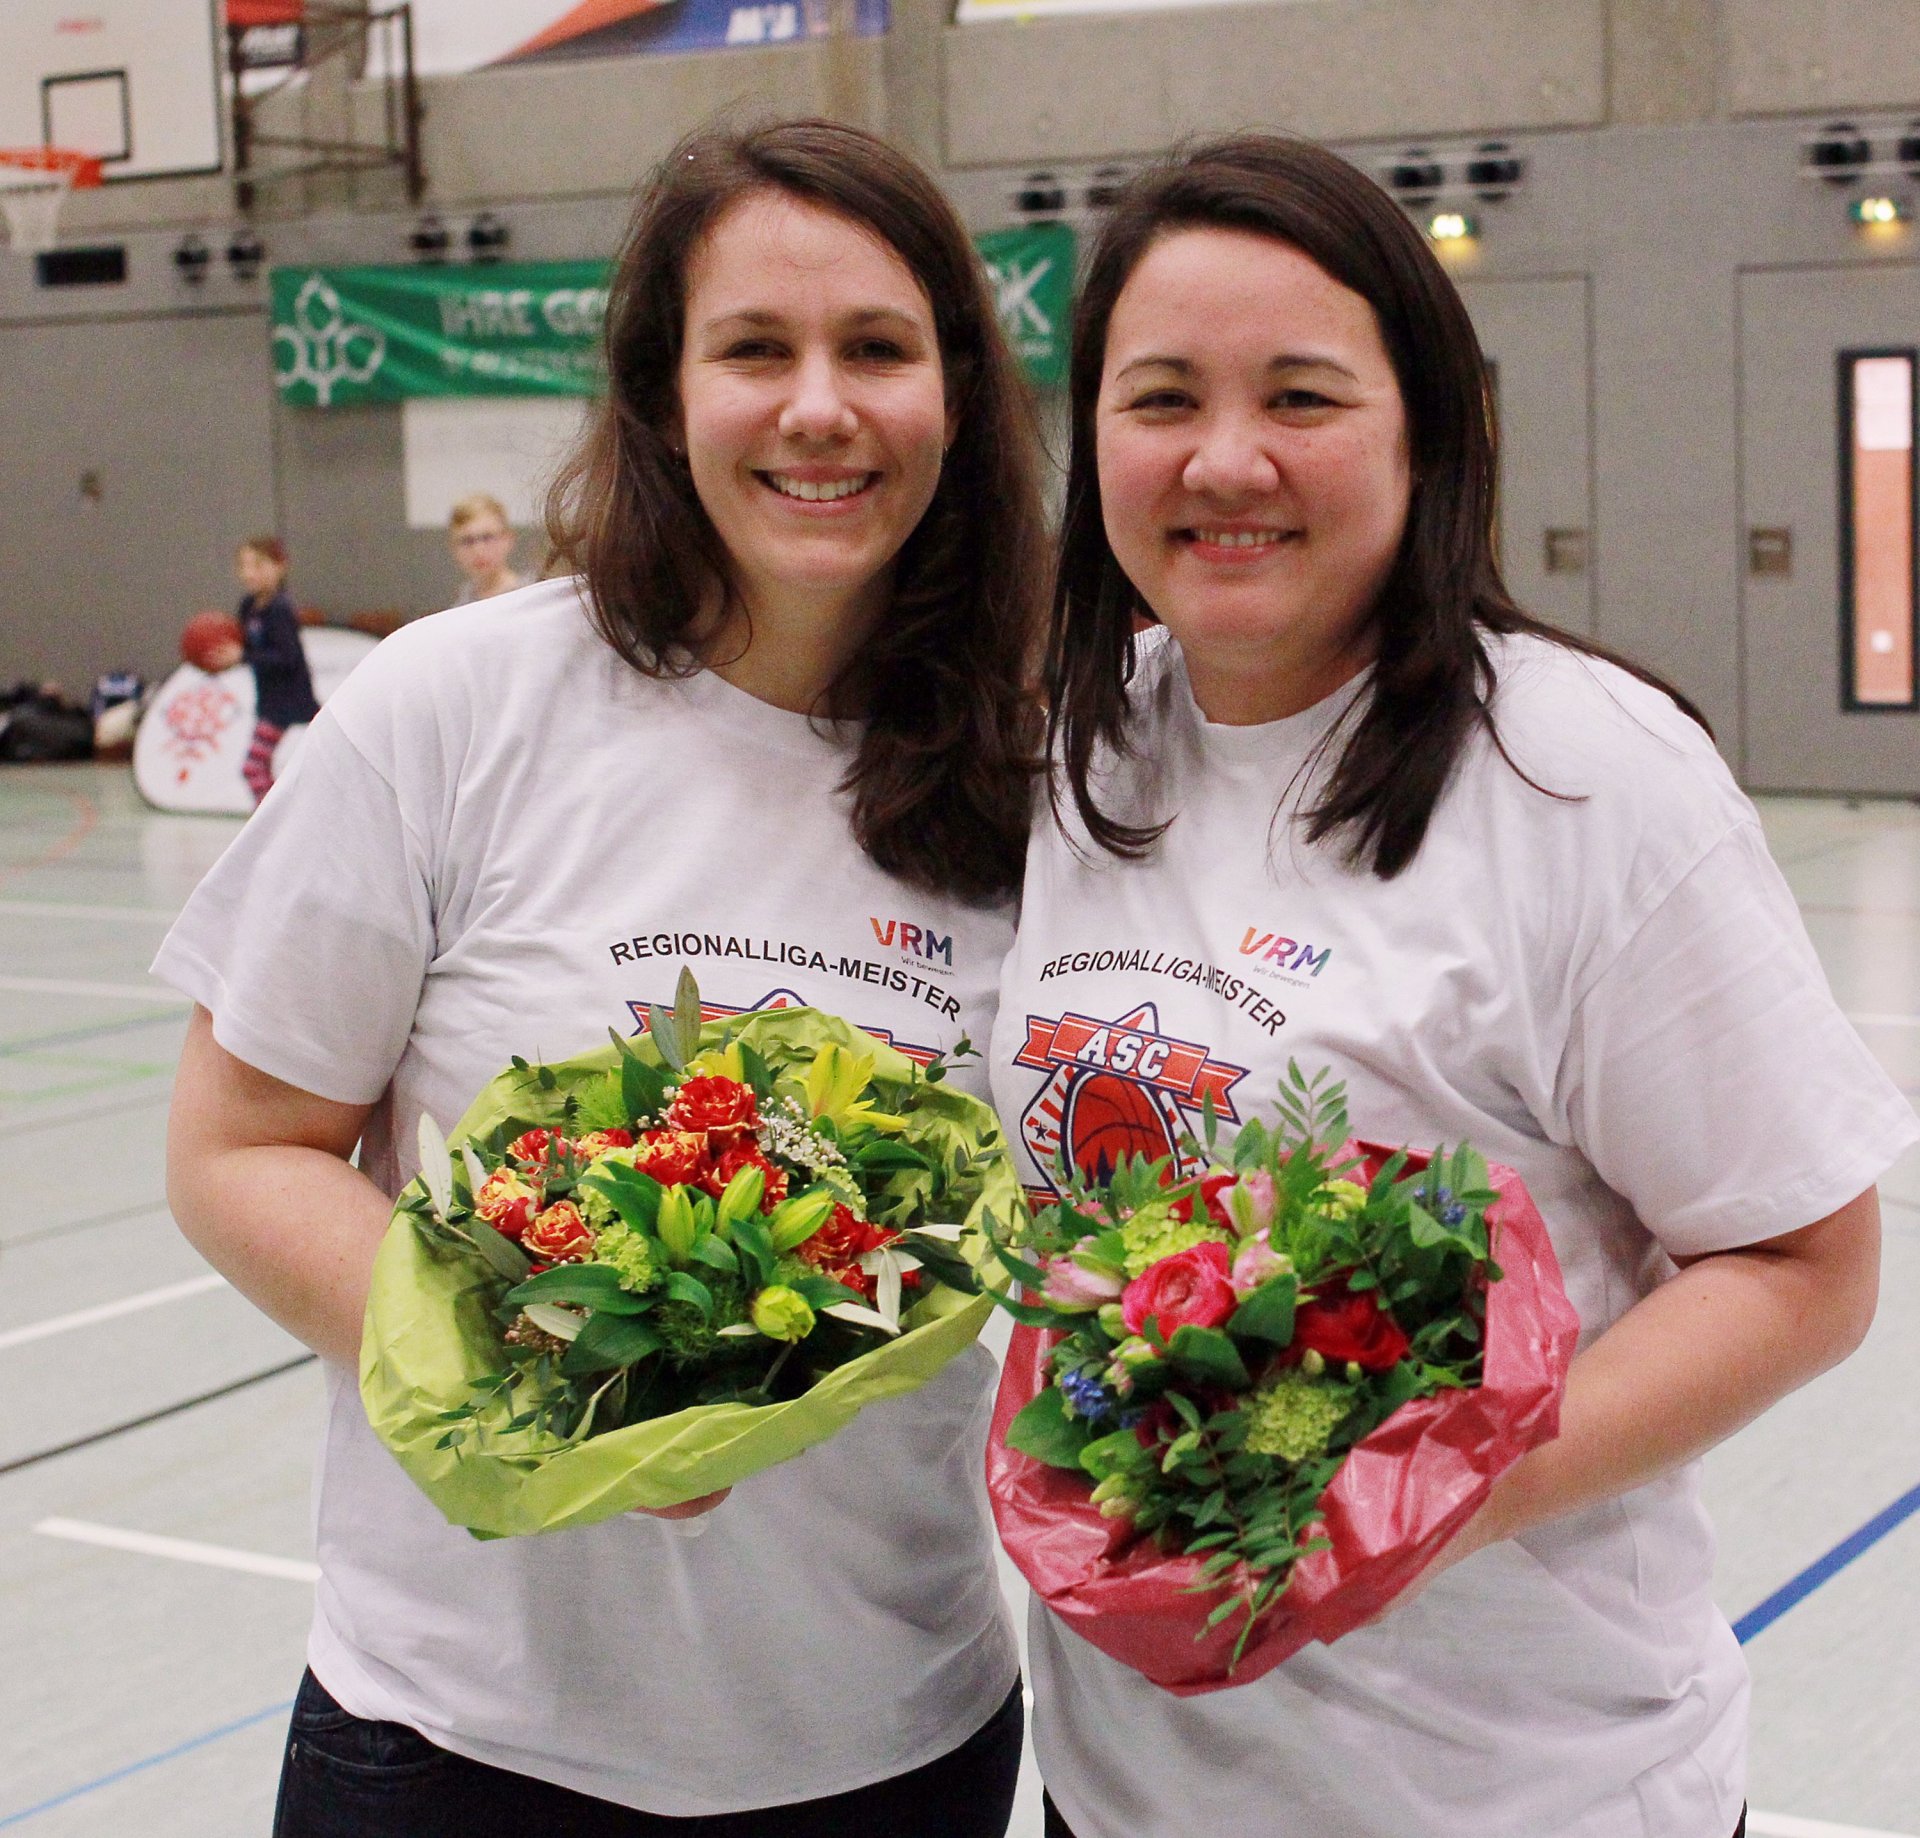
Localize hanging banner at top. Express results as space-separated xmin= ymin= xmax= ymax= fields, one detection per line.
xmin=357 ymin=0 xmax=888 ymax=73
xmin=977 ymin=221 xmax=1075 ymax=389
xmin=270 ymin=263 xmax=611 ymax=406
xmin=274 ymin=230 xmax=1075 ymax=406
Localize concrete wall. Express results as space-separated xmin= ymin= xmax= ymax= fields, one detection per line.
xmin=5 ymin=0 xmax=1920 ymax=782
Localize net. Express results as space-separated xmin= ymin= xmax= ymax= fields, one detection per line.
xmin=0 ymin=150 xmax=103 ymax=255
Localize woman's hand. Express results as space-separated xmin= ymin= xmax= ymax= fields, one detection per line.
xmin=1360 ymin=1187 xmax=1883 ymax=1626
xmin=166 ymin=1007 xmax=385 ymax=1365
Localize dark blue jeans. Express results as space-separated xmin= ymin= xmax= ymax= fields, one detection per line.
xmin=1043 ymin=1792 xmax=1748 ymax=1836
xmin=274 ymin=1668 xmax=1023 ymax=1838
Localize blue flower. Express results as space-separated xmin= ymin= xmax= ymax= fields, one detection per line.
xmin=1420 ymin=1184 xmax=1469 ymax=1227
xmin=1059 ymin=1367 xmax=1120 ymax=1424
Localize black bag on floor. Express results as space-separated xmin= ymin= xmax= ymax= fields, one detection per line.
xmin=0 ymin=698 xmax=95 ymax=761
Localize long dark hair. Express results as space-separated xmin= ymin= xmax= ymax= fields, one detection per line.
xmin=547 ymin=119 xmax=1047 ymax=903
xmin=1049 ymin=134 xmax=1706 ymax=878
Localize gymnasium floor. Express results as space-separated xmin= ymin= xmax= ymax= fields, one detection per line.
xmin=2 ymin=760 xmax=1915 ymax=1838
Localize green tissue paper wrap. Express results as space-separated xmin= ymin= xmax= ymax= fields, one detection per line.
xmin=360 ymin=1006 xmax=1018 ymax=1537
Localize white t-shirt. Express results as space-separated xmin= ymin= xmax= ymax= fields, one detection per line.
xmin=154 ymin=578 xmax=1020 ymax=1814
xmin=989 ymin=628 xmax=1917 ymax=1838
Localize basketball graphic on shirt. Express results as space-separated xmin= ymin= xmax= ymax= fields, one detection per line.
xmin=1062 ymin=1070 xmax=1179 ymax=1180
xmin=1014 ymin=999 xmax=1249 ymax=1197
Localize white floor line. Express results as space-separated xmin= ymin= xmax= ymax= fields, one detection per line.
xmin=1847 ymin=1012 xmax=1920 ymax=1027
xmin=34 ymin=1517 xmax=319 ymax=1582
xmin=0 ymin=899 xmax=176 ymax=924
xmin=0 ymin=974 xmax=188 ymax=1005
xmin=0 ymin=1272 xmax=227 ymax=1352
xmin=1750 ymin=1814 xmax=1918 ymax=1838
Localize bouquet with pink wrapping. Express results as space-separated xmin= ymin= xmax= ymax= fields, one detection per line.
xmin=984 ymin=1067 xmax=1578 ymax=1693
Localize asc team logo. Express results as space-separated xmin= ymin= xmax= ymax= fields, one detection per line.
xmin=1016 ymin=1001 xmax=1249 ymax=1197
xmin=626 ymin=987 xmax=938 ymax=1067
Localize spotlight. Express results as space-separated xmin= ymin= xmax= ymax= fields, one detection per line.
xmin=466 ymin=210 xmax=510 ymax=263
xmin=1466 ymin=140 xmax=1524 ymax=203
xmin=1806 ymin=122 xmax=1871 ymax=185
xmin=1851 ymin=195 xmax=1911 ymax=226
xmin=1427 ymin=211 xmax=1478 ymax=245
xmin=1085 ymin=165 xmax=1131 ymax=211
xmin=225 ymin=226 xmax=265 ymax=281
xmin=172 ymin=232 xmax=211 ymax=285
xmin=1014 ymin=171 xmax=1068 ymax=219
xmin=408 ymin=211 xmax=452 ymax=263
xmin=1386 ymin=149 xmax=1446 ymax=207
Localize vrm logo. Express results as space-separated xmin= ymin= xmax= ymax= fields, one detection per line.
xmin=1014 ymin=1001 xmax=1249 ymax=1196
xmin=869 ymin=916 xmax=953 ymax=966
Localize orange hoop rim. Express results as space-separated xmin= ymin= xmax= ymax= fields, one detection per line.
xmin=0 ymin=148 xmax=104 ymax=188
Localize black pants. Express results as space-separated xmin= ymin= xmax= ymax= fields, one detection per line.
xmin=274 ymin=1668 xmax=1023 ymax=1838
xmin=1043 ymin=1791 xmax=1748 ymax=1837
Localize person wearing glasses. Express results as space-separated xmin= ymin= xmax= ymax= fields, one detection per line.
xmin=448 ymin=493 xmax=530 ymax=603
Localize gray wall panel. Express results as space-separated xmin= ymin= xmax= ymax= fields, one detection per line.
xmin=1728 ymin=0 xmax=1920 ymax=118
xmin=272 ymin=404 xmax=473 ymax=624
xmin=0 ymin=313 xmax=275 ymax=689
xmin=943 ymin=0 xmax=1607 ymax=168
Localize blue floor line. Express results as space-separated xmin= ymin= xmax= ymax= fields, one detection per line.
xmin=0 ymin=1700 xmax=293 ymax=1829
xmin=1734 ymin=1478 xmax=1920 ymax=1644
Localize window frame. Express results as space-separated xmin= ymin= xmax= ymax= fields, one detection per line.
xmin=1837 ymin=344 xmax=1920 ymax=714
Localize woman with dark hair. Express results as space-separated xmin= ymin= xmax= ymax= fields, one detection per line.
xmin=991 ymin=134 xmax=1912 ymax=1838
xmin=157 ymin=119 xmax=1046 ymax=1837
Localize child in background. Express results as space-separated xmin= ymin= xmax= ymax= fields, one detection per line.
xmin=447 ymin=493 xmax=529 ymax=603
xmin=215 ymin=536 xmax=320 ymax=805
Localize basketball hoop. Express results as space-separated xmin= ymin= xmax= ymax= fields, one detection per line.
xmin=0 ymin=149 xmax=104 ymax=256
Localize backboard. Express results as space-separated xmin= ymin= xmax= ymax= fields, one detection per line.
xmin=0 ymin=1 xmax=223 ymax=182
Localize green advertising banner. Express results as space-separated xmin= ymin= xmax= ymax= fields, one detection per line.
xmin=273 ymin=230 xmax=1076 ymax=406
xmin=270 ymin=263 xmax=612 ymax=407
xmin=977 ymin=220 xmax=1076 ymax=389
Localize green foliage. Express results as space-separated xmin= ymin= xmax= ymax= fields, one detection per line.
xmin=1227 ymin=1274 xmax=1297 ymax=1346
xmin=1164 ymin=1324 xmax=1250 ymax=1390
xmin=1007 ymin=1387 xmax=1098 ymax=1468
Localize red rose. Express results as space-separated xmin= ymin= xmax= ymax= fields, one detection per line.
xmin=702 ymin=1142 xmax=789 ymax=1210
xmin=507 ymin=1128 xmax=570 ymax=1170
xmin=664 ymin=1075 xmax=760 ymax=1144
xmin=1290 ymin=1281 xmax=1411 ymax=1372
xmin=798 ymin=1202 xmax=865 ymax=1267
xmin=630 ymin=1129 xmax=711 ymax=1188
xmin=1166 ymin=1168 xmax=1236 ymax=1226
xmin=796 ymin=1203 xmax=900 ymax=1302
xmin=474 ymin=1169 xmax=539 ymax=1242
xmin=574 ymin=1128 xmax=635 ymax=1159
xmin=1121 ymin=1241 xmax=1238 ymax=1343
xmin=523 ymin=1200 xmax=594 ymax=1264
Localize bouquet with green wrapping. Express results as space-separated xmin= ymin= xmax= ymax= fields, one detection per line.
xmin=361 ymin=973 xmax=1019 ymax=1537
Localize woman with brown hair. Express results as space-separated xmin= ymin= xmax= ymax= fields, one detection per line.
xmin=156 ymin=119 xmax=1046 ymax=1836
xmin=989 ymin=134 xmax=1911 ymax=1837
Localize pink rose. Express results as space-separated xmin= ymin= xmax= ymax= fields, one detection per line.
xmin=1038 ymin=1248 xmax=1126 ymax=1311
xmin=1230 ymin=1169 xmax=1276 ymax=1232
xmin=1122 ymin=1241 xmax=1237 ymax=1343
xmin=1230 ymin=1229 xmax=1287 ymax=1295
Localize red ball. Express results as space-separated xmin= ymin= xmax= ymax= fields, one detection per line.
xmin=1065 ymin=1073 xmax=1176 ymax=1183
xmin=181 ymin=610 xmax=243 ymax=672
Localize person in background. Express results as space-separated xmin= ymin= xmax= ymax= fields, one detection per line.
xmin=448 ymin=493 xmax=530 ymax=602
xmin=210 ymin=536 xmax=319 ymax=805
